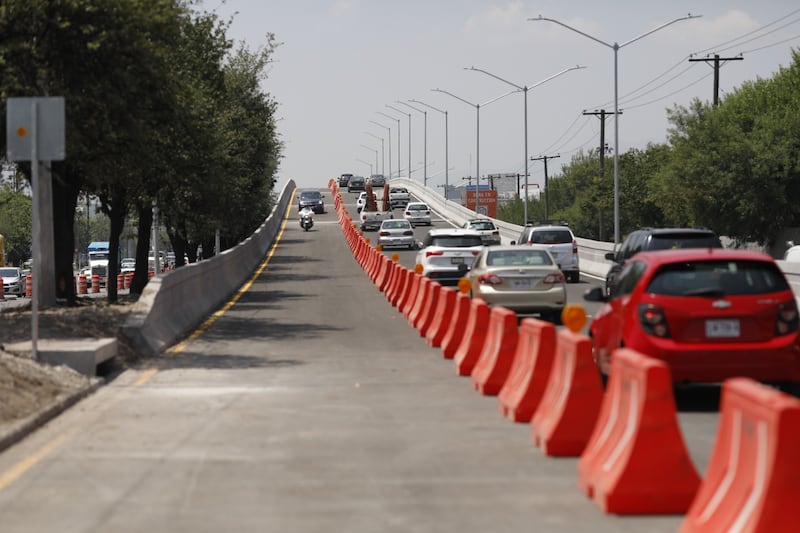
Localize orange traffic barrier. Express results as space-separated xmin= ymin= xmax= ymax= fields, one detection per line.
xmin=378 ymin=258 xmax=395 ymax=293
xmin=425 ymin=286 xmax=457 ymax=348
xmin=441 ymin=292 xmax=472 ymax=359
xmin=417 ymin=281 xmax=442 ymax=337
xmin=530 ymin=329 xmax=603 ymax=456
xmin=124 ymin=272 xmax=133 ymax=289
xmin=578 ymin=348 xmax=700 ymax=514
xmin=78 ymin=274 xmax=88 ymax=294
xmin=389 ymin=266 xmax=409 ymax=307
xmin=117 ymin=274 xmax=124 ymax=290
xmin=680 ymin=378 xmax=800 ymax=532
xmin=471 ymin=306 xmax=519 ymax=395
xmin=26 ymin=274 xmax=33 ymax=297
xmin=90 ymin=274 xmax=100 ymax=293
xmin=453 ymin=298 xmax=490 ymax=376
xmin=398 ymin=272 xmax=421 ymax=317
xmin=408 ymin=277 xmax=432 ymax=326
xmin=497 ymin=318 xmax=557 ymax=422
xmin=0 ymin=277 xmax=4 ymax=300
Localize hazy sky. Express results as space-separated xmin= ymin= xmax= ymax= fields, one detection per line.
xmin=204 ymin=1 xmax=800 ymax=192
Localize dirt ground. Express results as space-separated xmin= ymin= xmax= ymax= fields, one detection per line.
xmin=0 ymin=297 xmax=142 ymax=428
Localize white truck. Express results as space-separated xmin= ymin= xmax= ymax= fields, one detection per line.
xmin=359 ymin=183 xmax=394 ymax=231
xmin=388 ymin=186 xmax=410 ymax=209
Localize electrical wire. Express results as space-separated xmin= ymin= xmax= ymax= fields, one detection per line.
xmin=624 ymin=71 xmax=713 ymax=110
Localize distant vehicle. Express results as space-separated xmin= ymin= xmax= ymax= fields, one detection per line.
xmin=338 ymin=173 xmax=353 ymax=187
xmin=415 ymin=228 xmax=484 ymax=286
xmin=377 ymin=219 xmax=415 ymax=250
xmin=404 ymin=202 xmax=432 ymax=227
xmin=120 ymin=258 xmax=136 ymax=274
xmin=465 ymin=245 xmax=566 ymax=323
xmin=297 ymin=190 xmax=325 ymax=214
xmin=148 ymin=251 xmax=166 ymax=272
xmin=368 ymin=174 xmax=386 ymax=187
xmin=605 ymin=228 xmax=722 ymax=296
xmin=513 ymin=224 xmax=580 ymax=283
xmin=359 ymin=201 xmax=393 ymax=231
xmin=584 ymin=248 xmax=800 ymax=390
xmin=356 ymin=191 xmax=376 ymax=213
xmin=0 ymin=267 xmax=25 ymax=296
xmin=388 ymin=186 xmax=410 ymax=209
xmin=462 ymin=218 xmax=501 ymax=246
xmin=87 ymin=241 xmax=113 ymax=285
xmin=347 ymin=175 xmax=366 ymax=193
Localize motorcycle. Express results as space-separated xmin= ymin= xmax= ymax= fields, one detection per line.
xmin=300 ymin=213 xmax=314 ymax=231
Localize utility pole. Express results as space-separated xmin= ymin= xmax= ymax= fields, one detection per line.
xmin=688 ymin=54 xmax=743 ymax=106
xmin=531 ymin=154 xmax=560 ymax=222
xmin=582 ymin=109 xmax=620 ymax=178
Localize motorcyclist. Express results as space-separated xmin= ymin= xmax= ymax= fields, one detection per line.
xmin=299 ymin=206 xmax=315 ymax=221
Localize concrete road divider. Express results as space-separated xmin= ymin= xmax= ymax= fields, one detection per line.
xmin=122 ymin=180 xmax=295 ymax=356
xmin=471 ymin=306 xmax=519 ymax=396
xmin=389 ymin=266 xmax=409 ymax=307
xmin=530 ymin=329 xmax=603 ymax=457
xmin=398 ymin=271 xmax=421 ymax=317
xmin=453 ymin=298 xmax=490 ymax=376
xmin=680 ymin=378 xmax=800 ymax=532
xmin=406 ymin=276 xmax=430 ymax=324
xmin=497 ymin=318 xmax=557 ymax=422
xmin=578 ymin=348 xmax=700 ymax=514
xmin=441 ymin=292 xmax=471 ymax=360
xmin=425 ymin=287 xmax=457 ymax=348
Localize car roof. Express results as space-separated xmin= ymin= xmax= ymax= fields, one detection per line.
xmin=406 ymin=201 xmax=428 ymax=206
xmin=633 ymin=248 xmax=775 ymax=265
xmin=426 ymin=228 xmax=481 ymax=237
xmin=634 ymin=227 xmax=716 ymax=236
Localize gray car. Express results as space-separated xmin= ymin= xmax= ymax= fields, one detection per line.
xmin=1 ymin=267 xmax=25 ymax=296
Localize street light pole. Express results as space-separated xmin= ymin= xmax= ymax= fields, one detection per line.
xmin=377 ymin=111 xmax=401 ymax=178
xmin=368 ymin=121 xmax=392 ymax=179
xmin=386 ymin=104 xmax=411 ymax=181
xmin=432 ymin=87 xmax=519 ymax=216
xmin=397 ymin=101 xmax=428 ymax=187
xmin=465 ymin=65 xmax=585 ymax=225
xmin=355 ymin=157 xmax=373 ymax=176
xmin=362 ymin=131 xmax=385 ymax=176
xmin=410 ymin=99 xmax=447 ymax=197
xmin=529 ymin=13 xmax=700 ymax=243
xmin=360 ymin=144 xmax=379 ymax=174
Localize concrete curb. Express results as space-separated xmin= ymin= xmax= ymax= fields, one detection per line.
xmin=0 ymin=378 xmax=105 ymax=454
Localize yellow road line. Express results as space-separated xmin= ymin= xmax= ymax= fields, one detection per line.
xmin=0 ymin=192 xmax=295 ymax=492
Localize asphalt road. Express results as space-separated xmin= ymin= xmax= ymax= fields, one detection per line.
xmin=0 ymin=191 xmax=720 ymax=532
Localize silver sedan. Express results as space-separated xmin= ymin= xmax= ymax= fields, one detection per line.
xmin=377 ymin=219 xmax=416 ymax=249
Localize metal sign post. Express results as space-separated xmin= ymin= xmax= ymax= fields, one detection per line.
xmin=6 ymin=97 xmax=66 ymax=360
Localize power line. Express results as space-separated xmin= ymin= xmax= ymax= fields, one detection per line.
xmin=689 ymin=54 xmax=744 ymax=106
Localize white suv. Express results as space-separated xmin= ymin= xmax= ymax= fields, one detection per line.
xmin=415 ymin=228 xmax=484 ymax=286
xmin=513 ymin=224 xmax=580 ymax=283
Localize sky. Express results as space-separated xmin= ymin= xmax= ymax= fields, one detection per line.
xmin=203 ymin=1 xmax=800 ymax=193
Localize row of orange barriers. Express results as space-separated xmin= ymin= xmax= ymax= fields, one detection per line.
xmin=328 ymin=177 xmax=800 ymax=531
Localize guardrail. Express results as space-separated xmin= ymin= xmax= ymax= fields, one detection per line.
xmin=391 ymin=177 xmax=800 ymax=296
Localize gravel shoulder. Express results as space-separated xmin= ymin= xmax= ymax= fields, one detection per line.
xmin=0 ymin=297 xmax=143 ymax=449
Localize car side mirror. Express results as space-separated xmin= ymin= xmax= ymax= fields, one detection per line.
xmin=604 ymin=251 xmax=616 ymax=261
xmin=583 ymin=286 xmax=608 ymax=303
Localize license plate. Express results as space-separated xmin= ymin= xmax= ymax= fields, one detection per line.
xmin=451 ymin=257 xmax=464 ymax=264
xmin=511 ymin=279 xmax=531 ymax=289
xmin=705 ymin=319 xmax=740 ymax=338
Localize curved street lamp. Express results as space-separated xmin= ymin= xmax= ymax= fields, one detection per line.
xmin=396 ymin=101 xmax=428 ymax=187
xmin=368 ymin=120 xmax=392 ymax=179
xmin=528 ymin=13 xmax=701 ymax=243
xmin=376 ymin=111 xmax=401 ymax=178
xmin=410 ymin=99 xmax=447 ymax=197
xmin=465 ymin=65 xmax=585 ymax=225
xmin=432 ymin=87 xmax=519 ymax=216
xmin=362 ymin=132 xmax=385 ymax=176
xmin=355 ymin=157 xmax=373 ymax=176
xmin=360 ymin=144 xmax=379 ymax=174
xmin=386 ymin=104 xmax=412 ymax=181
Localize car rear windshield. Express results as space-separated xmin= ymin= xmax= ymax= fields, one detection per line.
xmin=648 ymin=233 xmax=722 ymax=250
xmin=470 ymin=221 xmax=495 ymax=231
xmin=646 ymin=260 xmax=790 ymax=296
xmin=300 ymin=191 xmax=321 ymax=199
xmin=487 ymin=250 xmax=552 ymax=266
xmin=408 ymin=204 xmax=428 ymax=211
xmin=430 ymin=236 xmax=483 ymax=247
xmin=530 ymin=229 xmax=572 ymax=244
xmin=0 ymin=268 xmax=20 ymax=276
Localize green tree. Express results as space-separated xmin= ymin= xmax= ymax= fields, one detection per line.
xmin=0 ymin=186 xmax=32 ymax=266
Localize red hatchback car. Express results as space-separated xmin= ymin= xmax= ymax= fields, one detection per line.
xmin=584 ymin=248 xmax=800 ymax=387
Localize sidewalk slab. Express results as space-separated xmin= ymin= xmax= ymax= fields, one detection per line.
xmin=3 ymin=338 xmax=117 ymax=376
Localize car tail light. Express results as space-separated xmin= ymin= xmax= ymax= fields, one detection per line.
xmin=472 ymin=251 xmax=480 ymax=256
xmin=638 ymin=304 xmax=670 ymax=338
xmin=572 ymin=239 xmax=578 ymax=255
xmin=543 ymin=273 xmax=565 ymax=284
xmin=379 ymin=231 xmax=390 ymax=236
xmin=426 ymin=250 xmax=444 ymax=257
xmin=405 ymin=211 xmax=411 ymax=217
xmin=478 ymin=274 xmax=503 ymax=285
xmin=403 ymin=230 xmax=413 ymax=236
xmin=775 ymin=301 xmax=799 ymax=335
xmin=492 ymin=231 xmax=499 ymax=236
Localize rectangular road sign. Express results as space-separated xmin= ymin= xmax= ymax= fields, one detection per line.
xmin=6 ymin=97 xmax=66 ymax=161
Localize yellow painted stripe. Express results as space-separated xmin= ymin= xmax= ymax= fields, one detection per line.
xmin=0 ymin=192 xmax=295 ymax=492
